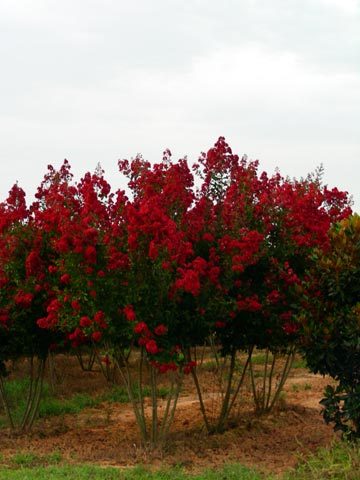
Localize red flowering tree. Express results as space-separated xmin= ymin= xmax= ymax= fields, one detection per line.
xmin=182 ymin=138 xmax=274 ymax=431
xmin=245 ymin=170 xmax=351 ymax=413
xmin=0 ymin=185 xmax=61 ymax=432
xmin=113 ymin=151 xmax=209 ymax=445
xmin=31 ymin=162 xmax=129 ymax=381
xmin=185 ymin=138 xmax=352 ymax=431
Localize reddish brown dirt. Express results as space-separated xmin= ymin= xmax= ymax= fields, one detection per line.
xmin=0 ymin=354 xmax=338 ymax=476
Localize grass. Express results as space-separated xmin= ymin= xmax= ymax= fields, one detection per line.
xmin=101 ymin=385 xmax=170 ymax=404
xmin=0 ymin=379 xmax=171 ymax=428
xmin=0 ymin=379 xmax=99 ymax=427
xmin=39 ymin=393 xmax=98 ymax=417
xmin=0 ymin=442 xmax=359 ymax=479
xmin=199 ymin=352 xmax=308 ymax=374
xmin=291 ymin=357 xmax=307 ymax=370
xmin=199 ymin=360 xmax=220 ymax=372
xmin=284 ymin=441 xmax=360 ymax=479
xmin=250 ymin=353 xmax=307 ymax=370
xmin=250 ymin=353 xmax=274 ymax=365
xmin=0 ymin=463 xmax=264 ymax=480
xmin=291 ymin=383 xmax=312 ymax=393
xmin=10 ymin=451 xmax=62 ymax=467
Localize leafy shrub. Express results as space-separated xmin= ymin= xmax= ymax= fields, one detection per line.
xmin=301 ymin=214 xmax=360 ymax=439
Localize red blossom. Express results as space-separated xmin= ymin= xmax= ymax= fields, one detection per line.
xmin=134 ymin=321 xmax=148 ymax=335
xmin=94 ymin=310 xmax=107 ymax=328
xmin=157 ymin=362 xmax=177 ymax=374
xmin=267 ymin=290 xmax=281 ymax=304
xmin=79 ymin=316 xmax=91 ymax=328
xmin=92 ymin=331 xmax=102 ymax=342
xmin=60 ymin=273 xmax=71 ymax=285
xmin=174 ymin=269 xmax=201 ymax=296
xmin=236 ymin=295 xmax=262 ymax=312
xmin=215 ymin=321 xmax=226 ymax=328
xmin=14 ymin=291 xmax=33 ymax=308
xmin=47 ymin=299 xmax=61 ymax=313
xmin=148 ymin=241 xmax=158 ymax=260
xmin=84 ymin=245 xmax=97 ymax=264
xmin=123 ymin=304 xmax=136 ymax=322
xmin=25 ymin=250 xmax=41 ymax=277
xmin=282 ymin=322 xmax=299 ymax=335
xmin=154 ymin=324 xmax=168 ymax=336
xmin=71 ymin=300 xmax=81 ymax=311
xmin=202 ymin=232 xmax=214 ymax=242
xmin=145 ymin=339 xmax=159 ymax=355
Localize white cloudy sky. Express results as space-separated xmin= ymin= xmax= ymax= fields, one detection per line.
xmin=1 ymin=0 xmax=359 ymax=209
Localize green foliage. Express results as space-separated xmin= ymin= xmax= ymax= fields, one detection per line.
xmin=301 ymin=214 xmax=360 ymax=439
xmin=320 ymin=385 xmax=360 ymax=441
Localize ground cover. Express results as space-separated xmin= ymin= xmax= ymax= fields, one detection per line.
xmin=0 ymin=352 xmax=345 ymax=477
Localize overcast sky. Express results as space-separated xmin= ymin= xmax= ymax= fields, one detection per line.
xmin=1 ymin=0 xmax=359 ymax=210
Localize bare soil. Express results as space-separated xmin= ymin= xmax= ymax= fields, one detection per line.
xmin=0 ymin=354 xmax=338 ymax=476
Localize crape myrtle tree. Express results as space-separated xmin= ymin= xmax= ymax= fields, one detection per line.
xmin=185 ymin=138 xmax=352 ymax=431
xmin=115 ymin=151 xmax=212 ymax=446
xmin=35 ymin=162 xmax=114 ymax=340
xmin=32 ymin=162 xmax=128 ymax=377
xmin=0 ymin=185 xmax=61 ymax=432
xmin=300 ymin=214 xmax=360 ymax=439
xmin=184 ymin=137 xmax=274 ymax=432
xmin=185 ymin=138 xmax=304 ymax=431
xmin=247 ymin=170 xmax=352 ymax=414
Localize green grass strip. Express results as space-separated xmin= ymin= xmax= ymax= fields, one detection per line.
xmin=0 ymin=464 xmax=264 ymax=480
xmin=284 ymin=441 xmax=360 ymax=480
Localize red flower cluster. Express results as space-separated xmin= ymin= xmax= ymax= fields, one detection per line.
xmin=123 ymin=305 xmax=136 ymax=322
xmin=0 ymin=138 xmax=352 ymax=376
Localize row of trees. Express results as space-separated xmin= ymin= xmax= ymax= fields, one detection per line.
xmin=0 ymin=138 xmax=357 ymax=443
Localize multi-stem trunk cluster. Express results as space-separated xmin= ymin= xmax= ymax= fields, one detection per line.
xmin=114 ymin=348 xmax=183 ymax=447
xmin=249 ymin=347 xmax=296 ymax=414
xmin=187 ymin=343 xmax=253 ymax=434
xmin=0 ymin=356 xmax=46 ymax=434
